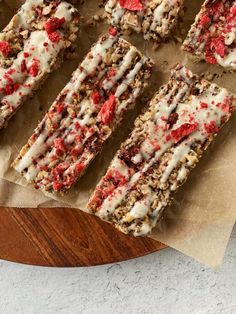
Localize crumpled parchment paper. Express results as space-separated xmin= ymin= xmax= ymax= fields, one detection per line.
xmin=0 ymin=0 xmax=235 ymax=268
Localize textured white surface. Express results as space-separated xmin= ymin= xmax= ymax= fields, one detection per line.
xmin=0 ymin=226 xmax=235 ymax=314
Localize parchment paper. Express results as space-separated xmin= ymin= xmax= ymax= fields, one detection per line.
xmin=0 ymin=0 xmax=235 ymax=268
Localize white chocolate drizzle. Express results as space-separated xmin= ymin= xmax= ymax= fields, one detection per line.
xmin=105 ymin=0 xmax=183 ymax=38
xmin=0 ymin=0 xmax=78 ymax=128
xmin=89 ymin=65 xmax=234 ymax=235
xmin=13 ymin=33 xmax=151 ymax=193
xmin=183 ymin=1 xmax=236 ymax=69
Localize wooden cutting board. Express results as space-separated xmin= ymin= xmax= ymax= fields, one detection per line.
xmin=0 ymin=207 xmax=166 ymax=267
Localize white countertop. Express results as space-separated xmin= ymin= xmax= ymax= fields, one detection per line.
xmin=0 ymin=226 xmax=235 ymax=314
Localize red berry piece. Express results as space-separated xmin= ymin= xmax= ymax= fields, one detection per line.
xmin=0 ymin=41 xmax=10 ymax=57
xmin=54 ymin=138 xmax=66 ymax=155
xmin=200 ymin=102 xmax=208 ymax=109
xmin=199 ymin=15 xmax=211 ymax=27
xmin=53 ymin=181 xmax=64 ymax=192
xmin=210 ymin=36 xmax=225 ymax=58
xmin=99 ymin=94 xmax=116 ymax=125
xmin=76 ymin=163 xmax=84 ymax=173
xmin=56 ymin=103 xmax=64 ymax=114
xmin=171 ymin=122 xmax=198 ymax=143
xmin=48 ymin=32 xmax=61 ymax=43
xmin=109 ymin=27 xmax=118 ymax=37
xmin=107 ymin=68 xmax=117 ymax=78
xmin=44 ymin=17 xmax=65 ymax=34
xmin=118 ymin=0 xmax=143 ymax=11
xmin=204 ymin=121 xmax=220 ymax=134
xmin=28 ymin=59 xmax=39 ymax=77
xmin=91 ymin=91 xmax=101 ymax=104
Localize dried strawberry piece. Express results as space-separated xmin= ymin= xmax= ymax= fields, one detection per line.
xmin=52 ymin=162 xmax=69 ymax=179
xmin=48 ymin=32 xmax=61 ymax=43
xmin=226 ymin=4 xmax=236 ymax=28
xmin=52 ymin=121 xmax=60 ymax=129
xmin=106 ymin=168 xmax=127 ymax=187
xmin=99 ymin=94 xmax=116 ymax=125
xmin=2 ymin=83 xmax=20 ymax=96
xmin=75 ymin=134 xmax=82 ymax=143
xmin=209 ymin=1 xmax=224 ymax=16
xmin=76 ymin=163 xmax=84 ymax=173
xmin=150 ymin=140 xmax=160 ymax=151
xmin=204 ymin=121 xmax=219 ymax=134
xmin=4 ymin=73 xmax=14 ymax=84
xmin=54 ymin=138 xmax=66 ymax=150
xmin=210 ymin=36 xmax=225 ymax=58
xmin=5 ymin=68 xmax=15 ymax=76
xmin=39 ymin=165 xmax=49 ymax=171
xmin=101 ymin=183 xmax=116 ymax=200
xmin=221 ymin=103 xmax=230 ymax=113
xmin=64 ymin=175 xmax=75 ymax=187
xmin=91 ymin=91 xmax=101 ymax=104
xmin=200 ymin=102 xmax=208 ymax=109
xmin=56 ymin=103 xmax=64 ymax=114
xmin=74 ymin=122 xmax=81 ymax=130
xmin=118 ymin=0 xmax=143 ymax=11
xmin=44 ymin=17 xmax=65 ymax=34
xmin=231 ymin=4 xmax=236 ymax=15
xmin=199 ymin=14 xmax=211 ymax=27
xmin=71 ymin=147 xmax=82 ymax=157
xmin=92 ymin=178 xmax=117 ymax=205
xmin=205 ymin=43 xmax=217 ymax=64
xmin=28 ymin=59 xmax=39 ymax=77
xmin=0 ymin=41 xmax=10 ymax=57
xmin=89 ymin=193 xmax=102 ymax=208
xmin=53 ymin=181 xmax=64 ymax=192
xmin=12 ymin=83 xmax=19 ymax=93
xmin=55 ymin=149 xmax=63 ymax=156
xmin=205 ymin=52 xmax=217 ymax=64
xmin=54 ymin=138 xmax=66 ymax=155
xmin=107 ymin=68 xmax=117 ymax=78
xmin=109 ymin=26 xmax=118 ymax=37
xmin=171 ymin=122 xmax=198 ymax=143
xmin=205 ymin=35 xmax=226 ymax=65
xmin=221 ymin=97 xmax=231 ymax=113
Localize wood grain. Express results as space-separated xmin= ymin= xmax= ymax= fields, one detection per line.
xmin=0 ymin=207 xmax=166 ymax=267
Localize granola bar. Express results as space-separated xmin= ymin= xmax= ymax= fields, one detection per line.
xmin=182 ymin=0 xmax=236 ymax=69
xmin=105 ymin=0 xmax=183 ymax=41
xmin=13 ymin=31 xmax=153 ymax=194
xmin=87 ymin=64 xmax=236 ymax=236
xmin=0 ymin=0 xmax=79 ymax=129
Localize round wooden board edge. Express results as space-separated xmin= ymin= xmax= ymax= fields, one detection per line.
xmin=0 ymin=207 xmax=166 ymax=267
